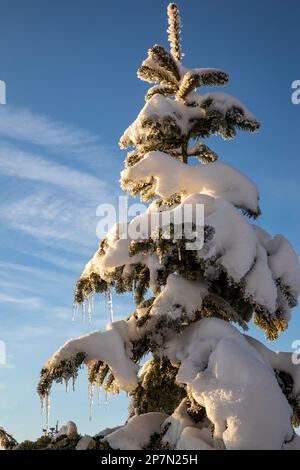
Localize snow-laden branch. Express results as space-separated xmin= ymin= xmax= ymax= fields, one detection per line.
xmin=119 ymin=93 xmax=259 ymax=152
xmin=38 ymin=319 xmax=140 ymax=397
xmin=121 ymin=150 xmax=260 ymax=217
xmin=77 ymin=192 xmax=299 ymax=337
xmin=165 ymin=318 xmax=298 ymax=450
xmin=105 ymin=412 xmax=167 ymax=450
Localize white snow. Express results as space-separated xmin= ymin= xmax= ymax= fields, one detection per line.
xmin=191 ymin=92 xmax=257 ymax=123
xmin=45 ymin=320 xmax=139 ymax=392
xmin=197 ymin=195 xmax=257 ymax=282
xmin=80 ymin=190 xmax=299 ymax=320
xmin=160 ymin=398 xmax=215 ymax=450
xmin=245 ymin=335 xmax=300 ymax=397
xmin=150 ymin=274 xmax=207 ymax=321
xmin=267 ymin=235 xmax=300 ymax=300
xmin=166 ymin=318 xmax=294 ymax=449
xmin=121 ymin=150 xmax=259 ymax=216
xmin=120 ymin=94 xmax=206 ymax=147
xmin=282 ymin=434 xmax=300 ymax=450
xmin=55 ymin=421 xmax=77 ymax=439
xmin=105 ymin=412 xmax=167 ymax=450
xmin=120 ymin=92 xmax=258 ymax=150
xmin=244 ymin=241 xmax=277 ymax=312
xmin=76 ymin=435 xmax=93 ymax=450
xmin=161 ymin=399 xmax=198 ymax=448
xmin=176 ymin=427 xmax=214 ymax=450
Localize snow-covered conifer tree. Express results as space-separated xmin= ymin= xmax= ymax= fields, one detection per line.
xmin=37 ymin=3 xmax=300 ymax=450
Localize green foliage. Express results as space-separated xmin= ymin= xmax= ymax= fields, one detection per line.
xmin=253 ymin=311 xmax=288 ymax=341
xmin=137 ymin=64 xmax=177 ymax=87
xmin=0 ymin=428 xmax=18 ymax=449
xmin=188 ymin=142 xmax=218 ymax=163
xmin=75 ymin=273 xmax=108 ymax=304
xmin=17 ymin=432 xmax=81 ymax=451
xmin=93 ymin=437 xmax=113 ymax=450
xmin=146 ymin=84 xmax=177 ymax=101
xmin=176 ymin=71 xmax=201 ymax=102
xmin=148 ymin=45 xmax=180 ymax=81
xmin=37 ymin=351 xmax=86 ymax=400
xmin=16 ymin=440 xmax=38 ymax=450
xmin=131 ymin=357 xmax=186 ymax=415
xmin=275 ymin=369 xmax=300 ymax=427
xmin=167 ymin=3 xmax=182 ymax=61
xmin=143 ymin=431 xmax=171 ymax=450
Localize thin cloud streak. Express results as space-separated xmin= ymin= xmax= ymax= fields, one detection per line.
xmin=1 ymin=191 xmax=100 ymax=250
xmin=0 ymin=293 xmax=43 ymax=309
xmin=0 ymin=144 xmax=107 ymax=201
xmin=0 ymin=105 xmax=104 ymax=159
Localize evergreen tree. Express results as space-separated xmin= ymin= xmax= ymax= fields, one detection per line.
xmin=37 ymin=4 xmax=300 ymax=450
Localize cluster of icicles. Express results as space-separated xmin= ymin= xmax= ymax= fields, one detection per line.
xmin=41 ymin=288 xmax=115 ymax=431
xmin=72 ymin=288 xmax=114 ymax=324
xmin=40 ymin=376 xmax=112 ymax=432
xmin=88 ymin=378 xmax=112 ymax=422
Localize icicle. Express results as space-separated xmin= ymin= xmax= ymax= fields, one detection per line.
xmin=45 ymin=394 xmax=51 ymax=432
xmin=81 ymin=300 xmax=86 ymax=322
xmin=91 ymin=292 xmax=94 ymax=313
xmin=97 ymin=383 xmax=102 ymax=406
xmin=89 ymin=382 xmax=94 ymax=421
xmin=178 ymin=246 xmax=182 ymax=261
xmin=105 ymin=390 xmax=109 ymax=407
xmin=40 ymin=396 xmax=45 ymax=417
xmin=107 ymin=289 xmax=114 ymax=323
xmin=159 ymin=254 xmax=162 ymax=264
xmin=87 ymin=294 xmax=92 ymax=323
xmin=132 ymin=279 xmax=136 ymax=300
xmin=64 ymin=378 xmax=69 ymax=393
xmin=124 ymin=189 xmax=129 ymax=218
xmin=72 ymin=302 xmax=78 ymax=321
xmin=72 ymin=375 xmax=76 ymax=392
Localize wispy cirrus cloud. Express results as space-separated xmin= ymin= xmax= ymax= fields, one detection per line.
xmin=19 ymin=250 xmax=84 ymax=274
xmin=0 ymin=260 xmax=73 ymax=285
xmin=0 ymin=105 xmax=106 ymax=160
xmin=0 ymin=144 xmax=107 ymax=201
xmin=0 ymin=293 xmax=43 ymax=309
xmin=0 ymin=105 xmax=117 ymax=358
xmin=1 ymin=191 xmax=99 ymax=251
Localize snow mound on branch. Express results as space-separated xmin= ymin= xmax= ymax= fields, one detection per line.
xmin=87 ymin=193 xmax=257 ymax=284
xmin=121 ymin=150 xmax=259 ymax=216
xmin=243 ymin=241 xmax=278 ymax=312
xmin=245 ymin=335 xmax=300 ymax=397
xmin=120 ymin=93 xmax=259 ymax=149
xmin=45 ymin=319 xmax=139 ymax=392
xmin=197 ymin=195 xmax=257 ymax=282
xmin=176 ymin=427 xmax=214 ymax=450
xmin=120 ymin=94 xmax=206 ymax=144
xmin=267 ymin=235 xmax=300 ymax=301
xmin=81 ymin=192 xmax=299 ymax=319
xmin=161 ymin=398 xmax=214 ymax=450
xmin=150 ymin=274 xmax=207 ymax=320
xmin=105 ymin=412 xmax=167 ymax=450
xmin=76 ymin=435 xmax=93 ymax=450
xmin=193 ymin=92 xmax=256 ymax=121
xmin=166 ymin=318 xmax=294 ymax=449
xmin=55 ymin=421 xmax=77 ymax=439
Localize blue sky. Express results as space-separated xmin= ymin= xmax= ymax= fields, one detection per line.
xmin=0 ymin=0 xmax=299 ymax=441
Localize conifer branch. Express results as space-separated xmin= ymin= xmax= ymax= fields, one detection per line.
xmin=167 ymin=3 xmax=182 ymax=61
xmin=138 ymin=62 xmax=178 ymax=87
xmin=145 ymin=84 xmax=177 ymax=101
xmin=176 ymin=71 xmax=201 ymax=102
xmin=148 ymin=44 xmax=181 ymax=81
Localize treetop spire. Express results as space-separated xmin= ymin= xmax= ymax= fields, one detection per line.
xmin=167 ymin=3 xmax=182 ymax=61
